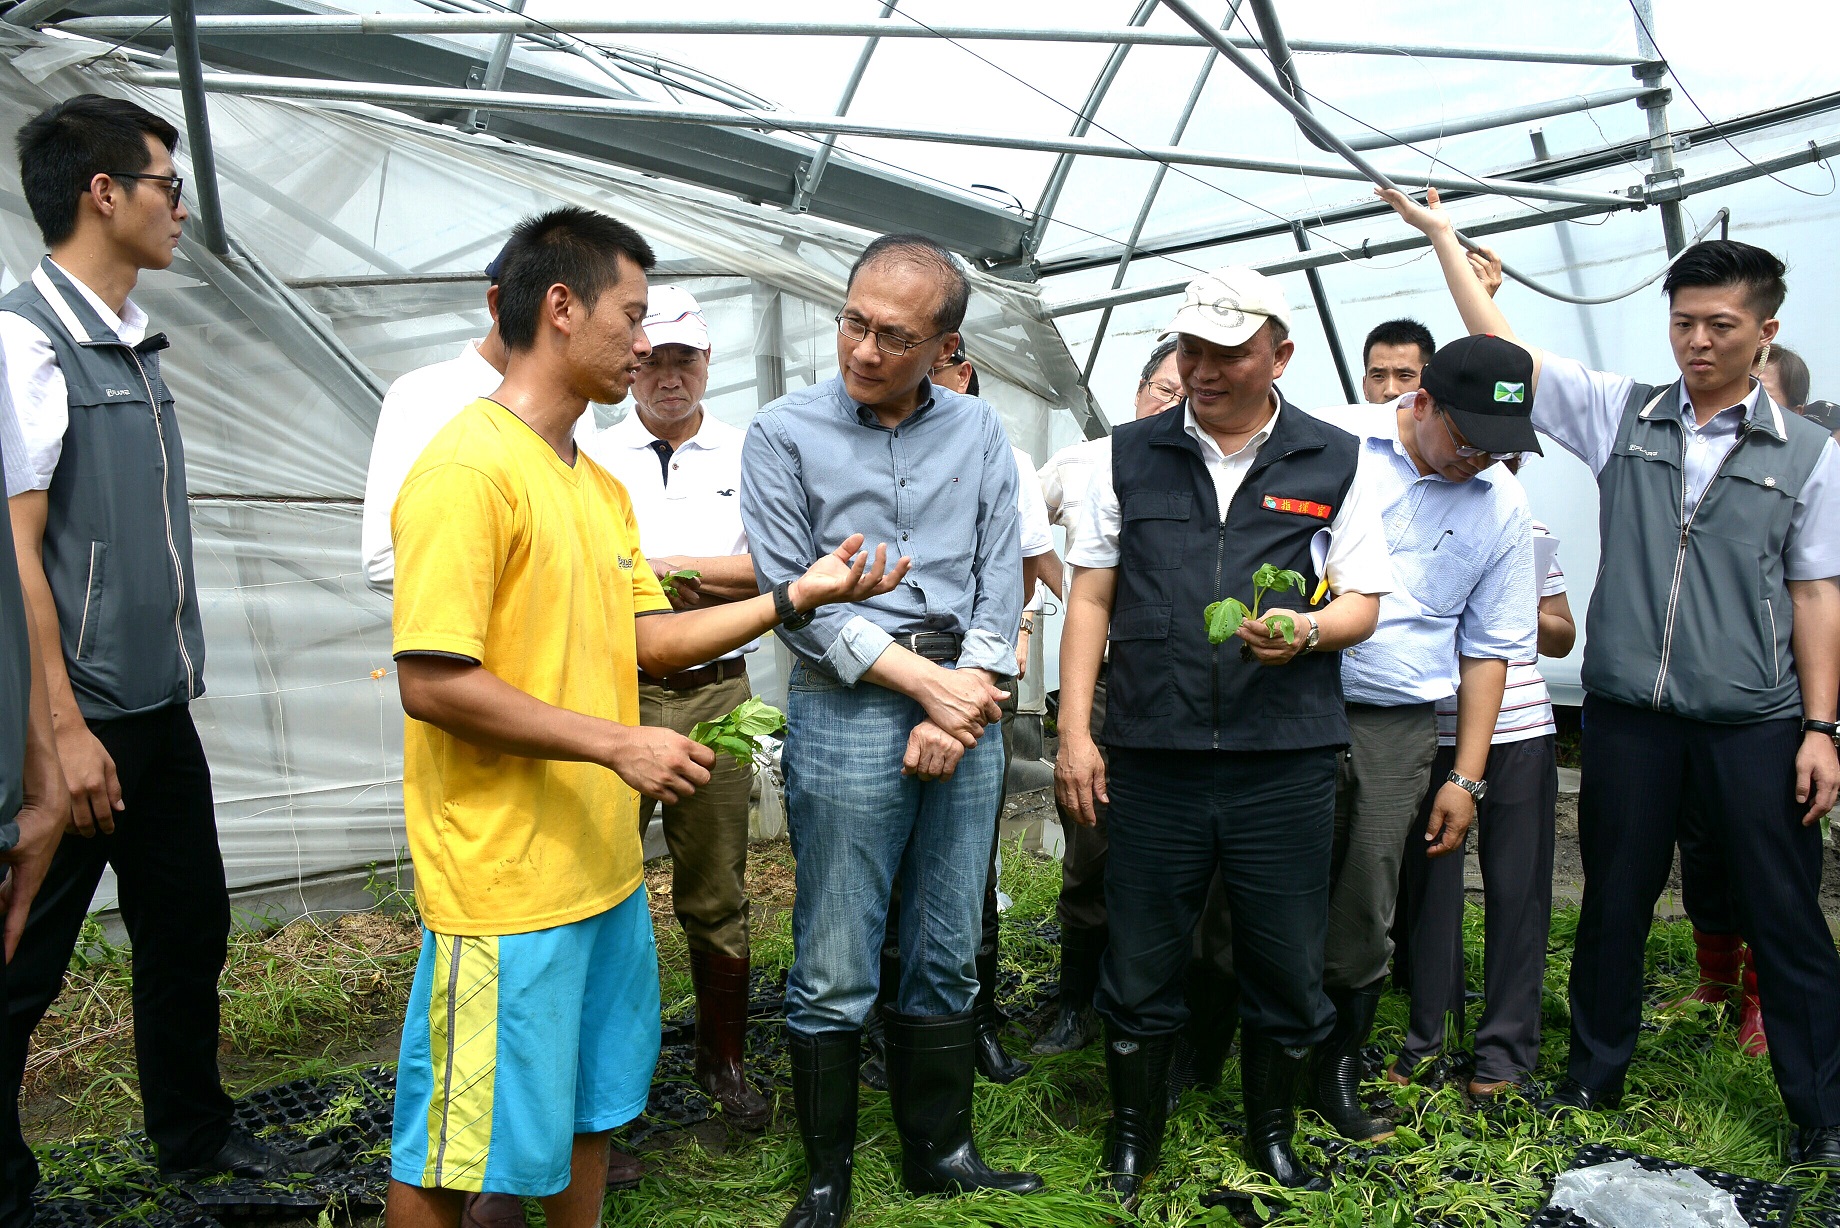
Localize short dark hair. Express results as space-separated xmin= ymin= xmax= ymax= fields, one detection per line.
xmin=1764 ymin=343 xmax=1811 ymax=407
xmin=1363 ymin=318 xmax=1436 ymax=368
xmin=494 ymin=206 xmax=656 ymax=351
xmin=1138 ymin=338 xmax=1178 ymax=384
xmin=1663 ymin=238 xmax=1787 ymax=321
xmin=847 ymin=233 xmax=970 ymax=333
xmin=16 ymin=94 xmax=179 ymax=246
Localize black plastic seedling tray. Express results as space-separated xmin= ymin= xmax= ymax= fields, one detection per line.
xmin=1527 ymin=1143 xmax=1799 ymax=1227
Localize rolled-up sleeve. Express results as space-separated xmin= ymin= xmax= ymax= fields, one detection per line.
xmin=959 ymin=412 xmax=1023 ymax=674
xmin=1456 ymin=504 xmax=1538 ymax=661
xmin=740 ymin=413 xmax=893 ymax=685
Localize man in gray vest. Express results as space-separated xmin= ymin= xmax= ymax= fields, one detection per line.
xmin=1384 ymin=186 xmax=1840 ymax=1167
xmin=0 ymin=95 xmax=334 ymax=1202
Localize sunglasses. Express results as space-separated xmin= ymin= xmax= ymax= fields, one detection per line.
xmin=98 ymin=172 xmax=184 ymax=208
xmin=1436 ymin=410 xmax=1522 ymax=463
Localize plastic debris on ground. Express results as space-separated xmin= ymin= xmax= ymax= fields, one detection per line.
xmin=1530 ymin=1145 xmax=1799 ymax=1228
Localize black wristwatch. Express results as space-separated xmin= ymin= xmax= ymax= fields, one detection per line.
xmin=774 ymin=580 xmax=813 ymax=631
xmin=1801 ymin=718 xmax=1839 ymax=743
xmin=1446 ymin=770 xmax=1487 ymax=801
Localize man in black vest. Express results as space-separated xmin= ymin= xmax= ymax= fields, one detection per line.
xmin=0 ymin=96 xmax=333 ymax=1209
xmin=1056 ymin=267 xmax=1394 ymax=1198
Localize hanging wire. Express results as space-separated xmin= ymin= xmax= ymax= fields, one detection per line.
xmin=1625 ymin=0 xmax=1835 ymax=199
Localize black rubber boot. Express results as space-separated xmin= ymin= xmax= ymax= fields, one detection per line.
xmin=1032 ymin=924 xmax=1106 ymax=1056
xmin=974 ymin=942 xmax=1032 ymax=1084
xmin=1239 ymin=1030 xmax=1326 ymax=1190
xmin=859 ymin=939 xmax=900 ymax=1091
xmin=1100 ymin=1028 xmax=1174 ymax=1205
xmin=1307 ymin=984 xmax=1395 ymax=1143
xmin=1166 ymin=963 xmax=1238 ymax=1113
xmin=883 ymin=1009 xmax=1045 ymax=1197
xmin=782 ymin=1028 xmax=862 ymax=1228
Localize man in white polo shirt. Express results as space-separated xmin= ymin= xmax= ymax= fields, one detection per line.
xmin=360 ymin=247 xmax=508 ymax=594
xmin=576 ymin=285 xmax=769 ymax=1133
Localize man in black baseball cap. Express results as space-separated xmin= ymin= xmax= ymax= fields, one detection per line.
xmin=1416 ymin=334 xmax=1542 ymax=469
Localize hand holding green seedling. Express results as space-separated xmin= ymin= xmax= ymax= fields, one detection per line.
xmin=689 ymin=696 xmax=786 ymax=767
xmin=659 ymin=568 xmax=702 ymax=602
xmin=1204 ymin=563 xmax=1311 ymax=646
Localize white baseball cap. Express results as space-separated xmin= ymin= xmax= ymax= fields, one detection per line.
xmin=1161 ymin=266 xmax=1291 ymax=349
xmin=643 ymin=285 xmax=711 ymax=351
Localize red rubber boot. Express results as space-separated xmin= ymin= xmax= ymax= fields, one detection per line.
xmin=1670 ymin=928 xmax=1742 ymax=1009
xmin=1737 ymin=951 xmax=1769 ymax=1057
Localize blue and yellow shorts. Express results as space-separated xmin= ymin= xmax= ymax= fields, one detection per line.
xmin=389 ymin=888 xmax=661 ymax=1196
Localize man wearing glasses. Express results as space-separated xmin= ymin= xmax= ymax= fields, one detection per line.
xmin=1294 ymin=335 xmax=1538 ymax=1145
xmin=742 ymin=234 xmax=1040 ymax=1227
xmin=0 ymin=96 xmax=334 ymax=1216
xmin=1029 ymin=338 xmax=1183 ymax=1059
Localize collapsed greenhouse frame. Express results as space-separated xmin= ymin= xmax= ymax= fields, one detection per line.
xmin=0 ymin=0 xmax=1836 ymax=922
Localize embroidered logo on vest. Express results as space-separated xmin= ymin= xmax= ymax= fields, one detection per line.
xmin=1262 ymin=494 xmax=1333 ymax=520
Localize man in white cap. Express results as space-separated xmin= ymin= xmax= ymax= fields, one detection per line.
xmin=1055 ymin=266 xmax=1393 ymax=1198
xmin=576 ymin=285 xmax=770 ymax=1134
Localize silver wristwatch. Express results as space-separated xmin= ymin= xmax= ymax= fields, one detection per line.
xmin=1446 ymin=770 xmax=1487 ymax=801
xmin=1300 ymin=613 xmax=1322 ymax=653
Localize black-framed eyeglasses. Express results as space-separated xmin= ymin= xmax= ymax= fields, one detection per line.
xmin=1436 ymin=410 xmax=1521 ymax=463
xmin=97 ymin=172 xmax=184 ymax=208
xmin=836 ymin=313 xmax=944 ymax=358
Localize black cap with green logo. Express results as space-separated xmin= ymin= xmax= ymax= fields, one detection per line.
xmin=1420 ymin=333 xmax=1542 ymax=457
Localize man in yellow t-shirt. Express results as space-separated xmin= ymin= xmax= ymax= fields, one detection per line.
xmin=383 ymin=206 xmax=908 ymax=1228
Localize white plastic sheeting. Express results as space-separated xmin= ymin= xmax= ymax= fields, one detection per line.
xmin=0 ymin=34 xmax=1089 ymax=912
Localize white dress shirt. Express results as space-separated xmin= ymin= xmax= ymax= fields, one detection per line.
xmin=1067 ymin=398 xmax=1395 ymax=602
xmin=0 ymin=260 xmax=149 ymax=496
xmin=1312 ymin=399 xmax=1537 ymax=707
xmin=1012 ymin=444 xmax=1054 ymax=612
xmin=1534 ymin=351 xmax=1840 ymax=580
xmin=360 ymin=340 xmax=503 ymax=592
xmin=1038 ymin=435 xmax=1111 ymax=596
xmin=578 ymin=407 xmax=755 ymax=661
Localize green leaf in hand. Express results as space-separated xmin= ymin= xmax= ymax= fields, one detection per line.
xmin=689 ymin=696 xmax=788 ymax=765
xmin=659 ymin=568 xmax=702 ymax=599
xmin=1204 ymin=597 xmax=1251 ymax=645
xmin=1265 ymin=612 xmax=1298 ymax=644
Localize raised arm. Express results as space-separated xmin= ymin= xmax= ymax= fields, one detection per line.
xmin=1375 ymin=186 xmax=1535 ymax=361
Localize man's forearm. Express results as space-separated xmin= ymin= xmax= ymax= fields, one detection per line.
xmin=9 ymin=497 xmax=84 ymax=736
xmin=1452 ymin=655 xmax=1508 ymax=781
xmin=1024 ymin=551 xmax=1064 ymax=609
xmin=659 ymin=553 xmax=759 ymax=602
xmin=397 ymin=657 xmax=624 ymax=764
xmin=1308 ymin=592 xmax=1382 ymax=652
xmin=636 ymin=591 xmax=781 ymax=677
xmin=1058 ymin=567 xmax=1115 ymax=740
xmin=1790 ymin=578 xmax=1840 ymax=721
xmin=22 ymin=585 xmax=62 ymax=803
xmin=862 ymin=643 xmax=956 ymax=705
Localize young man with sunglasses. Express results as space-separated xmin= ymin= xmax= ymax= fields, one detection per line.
xmin=1383 ymin=187 xmax=1840 ymax=1166
xmin=742 ymin=234 xmax=1040 ymax=1228
xmin=0 ymin=96 xmax=335 ymax=1215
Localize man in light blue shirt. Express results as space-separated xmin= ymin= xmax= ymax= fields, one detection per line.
xmin=741 ymin=233 xmax=1038 ymax=1228
xmin=1293 ymin=335 xmax=1537 ymax=1144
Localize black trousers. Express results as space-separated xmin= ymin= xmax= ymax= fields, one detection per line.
xmin=1569 ymin=696 xmax=1840 ymax=1126
xmin=1096 ymin=746 xmax=1337 ymax=1046
xmin=1054 ymin=673 xmax=1109 ymax=933
xmin=1 ymin=704 xmax=234 ymax=1209
xmin=1677 ymin=799 xmax=1739 ymax=934
xmin=1395 ymin=737 xmax=1557 ymax=1083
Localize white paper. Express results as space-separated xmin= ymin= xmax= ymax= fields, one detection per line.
xmin=1534 ymin=533 xmax=1561 ymax=585
xmin=1549 ymin=1159 xmax=1746 ymax=1228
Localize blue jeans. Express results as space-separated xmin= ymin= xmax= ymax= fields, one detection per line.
xmin=782 ymin=662 xmax=1003 ymax=1034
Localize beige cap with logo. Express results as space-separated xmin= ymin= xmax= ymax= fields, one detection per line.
xmin=1161 ymin=266 xmax=1292 ymax=348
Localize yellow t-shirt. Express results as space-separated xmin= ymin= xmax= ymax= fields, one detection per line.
xmin=391 ymin=399 xmax=669 ymax=936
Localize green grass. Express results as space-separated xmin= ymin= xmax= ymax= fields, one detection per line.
xmin=28 ymin=840 xmax=1837 ymax=1226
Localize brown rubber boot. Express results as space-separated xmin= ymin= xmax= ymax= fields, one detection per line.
xmin=691 ymin=949 xmax=773 ymax=1131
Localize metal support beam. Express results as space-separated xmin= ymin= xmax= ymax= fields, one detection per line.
xmin=1248 ymin=0 xmax=1330 ymax=153
xmin=52 ymin=14 xmax=1646 ymax=65
xmin=465 ymin=0 xmax=525 ymax=132
xmin=117 ymin=69 xmax=1638 ymax=210
xmin=1024 ymin=0 xmax=1159 ymax=259
xmin=1079 ymin=1 xmax=1239 ymax=386
xmin=1631 ymin=0 xmax=1687 ymax=254
xmin=3 ymin=0 xmax=67 ymax=28
xmin=167 ymin=0 xmax=228 ymax=253
xmin=790 ymin=0 xmax=896 ymax=214
xmin=1293 ymin=223 xmax=1355 ymax=403
xmin=1342 ymin=87 xmax=1655 ymax=152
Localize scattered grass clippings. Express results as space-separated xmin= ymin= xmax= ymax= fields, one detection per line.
xmin=27 ymin=838 xmax=1840 ymax=1227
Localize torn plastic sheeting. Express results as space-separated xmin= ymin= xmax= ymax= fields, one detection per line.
xmin=1551 ymin=1159 xmax=1747 ymax=1228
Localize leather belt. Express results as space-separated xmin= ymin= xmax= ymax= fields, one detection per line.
xmin=891 ymin=631 xmax=963 ymax=664
xmin=638 ymin=657 xmax=748 ymax=692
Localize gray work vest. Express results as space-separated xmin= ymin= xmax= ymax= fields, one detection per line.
xmin=1582 ymin=378 xmax=1828 ymax=723
xmin=0 ymin=258 xmax=204 ymax=722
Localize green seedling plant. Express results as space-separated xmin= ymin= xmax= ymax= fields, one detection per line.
xmin=690 ymin=696 xmax=787 ymax=767
xmin=658 ymin=568 xmax=701 ymax=600
xmin=1205 ymin=562 xmax=1312 ymax=647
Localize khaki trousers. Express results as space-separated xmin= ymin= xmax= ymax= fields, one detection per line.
xmin=639 ymin=672 xmax=756 ymax=958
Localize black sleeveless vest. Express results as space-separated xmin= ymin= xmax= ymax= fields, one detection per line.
xmin=1104 ymin=397 xmax=1361 ymax=752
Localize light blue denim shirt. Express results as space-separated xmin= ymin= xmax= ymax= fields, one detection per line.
xmin=741 ymin=375 xmax=1022 ymax=685
xmin=1311 ymin=403 xmax=1537 ymax=707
